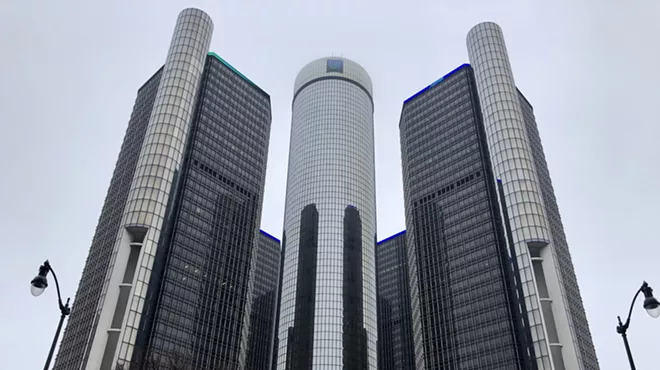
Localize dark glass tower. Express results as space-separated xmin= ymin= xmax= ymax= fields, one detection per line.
xmin=53 ymin=67 xmax=164 ymax=370
xmin=52 ymin=9 xmax=273 ymax=370
xmin=518 ymin=91 xmax=599 ymax=368
xmin=246 ymin=230 xmax=282 ymax=370
xmin=399 ymin=64 xmax=533 ymax=369
xmin=376 ymin=231 xmax=415 ymax=370
xmin=129 ymin=53 xmax=272 ymax=370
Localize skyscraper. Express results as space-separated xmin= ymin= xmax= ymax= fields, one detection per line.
xmin=246 ymin=230 xmax=282 ymax=370
xmin=517 ymin=89 xmax=599 ymax=369
xmin=466 ymin=21 xmax=598 ymax=370
xmin=53 ymin=8 xmax=274 ymax=370
xmin=375 ymin=231 xmax=415 ymax=370
xmin=398 ymin=21 xmax=598 ymax=370
xmin=277 ymin=57 xmax=378 ymax=369
xmin=53 ymin=62 xmax=164 ymax=370
xmin=125 ymin=51 xmax=272 ymax=370
xmin=400 ymin=63 xmax=533 ymax=370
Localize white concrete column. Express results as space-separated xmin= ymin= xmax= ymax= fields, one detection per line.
xmin=84 ymin=8 xmax=213 ymax=370
xmin=467 ymin=22 xmax=579 ymax=370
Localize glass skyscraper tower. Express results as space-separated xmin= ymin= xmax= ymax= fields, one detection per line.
xmin=247 ymin=231 xmax=282 ymax=370
xmin=276 ymin=57 xmax=378 ymax=369
xmin=398 ymin=22 xmax=599 ymax=370
xmin=376 ymin=231 xmax=415 ymax=370
xmin=467 ymin=22 xmax=598 ymax=370
xmin=52 ymin=8 xmax=274 ymax=370
xmin=400 ymin=63 xmax=534 ymax=370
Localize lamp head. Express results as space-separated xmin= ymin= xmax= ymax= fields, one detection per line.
xmin=642 ymin=282 xmax=660 ymax=319
xmin=30 ymin=263 xmax=49 ymax=297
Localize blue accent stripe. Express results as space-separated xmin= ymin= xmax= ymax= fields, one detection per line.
xmin=259 ymin=229 xmax=281 ymax=243
xmin=377 ymin=230 xmax=406 ymax=244
xmin=403 ymin=63 xmax=471 ymax=104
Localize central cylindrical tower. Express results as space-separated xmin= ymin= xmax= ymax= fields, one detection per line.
xmin=277 ymin=57 xmax=377 ymax=369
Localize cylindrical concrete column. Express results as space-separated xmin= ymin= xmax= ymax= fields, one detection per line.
xmin=85 ymin=8 xmax=213 ymax=370
xmin=467 ymin=21 xmax=554 ymax=370
xmin=467 ymin=22 xmax=580 ymax=370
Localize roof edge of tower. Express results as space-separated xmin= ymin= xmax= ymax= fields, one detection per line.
xmin=403 ymin=63 xmax=471 ymax=105
xmin=377 ymin=230 xmax=406 ymax=245
xmin=208 ymin=52 xmax=270 ymax=98
xmin=293 ymin=56 xmax=373 ymax=96
xmin=259 ymin=229 xmax=281 ymax=243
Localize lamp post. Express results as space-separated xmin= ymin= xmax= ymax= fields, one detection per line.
xmin=30 ymin=260 xmax=71 ymax=370
xmin=616 ymin=281 xmax=660 ymax=370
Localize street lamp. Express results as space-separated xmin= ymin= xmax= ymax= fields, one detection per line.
xmin=616 ymin=281 xmax=660 ymax=370
xmin=30 ymin=260 xmax=71 ymax=370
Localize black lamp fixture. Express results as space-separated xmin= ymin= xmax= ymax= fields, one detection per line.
xmin=616 ymin=281 xmax=659 ymax=370
xmin=641 ymin=284 xmax=660 ymax=318
xmin=30 ymin=260 xmax=71 ymax=370
xmin=30 ymin=264 xmax=49 ymax=297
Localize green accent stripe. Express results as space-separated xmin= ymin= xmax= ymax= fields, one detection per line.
xmin=207 ymin=52 xmax=268 ymax=96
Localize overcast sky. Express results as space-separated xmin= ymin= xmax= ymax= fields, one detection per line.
xmin=1 ymin=1 xmax=658 ymax=369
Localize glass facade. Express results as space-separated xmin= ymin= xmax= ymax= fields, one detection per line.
xmin=518 ymin=91 xmax=599 ymax=369
xmin=399 ymin=64 xmax=533 ymax=369
xmin=49 ymin=11 xmax=598 ymax=370
xmin=53 ymin=68 xmax=163 ymax=370
xmin=467 ymin=24 xmax=554 ymax=369
xmin=52 ymin=9 xmax=273 ymax=368
xmin=286 ymin=204 xmax=320 ymax=369
xmin=277 ymin=57 xmax=378 ymax=369
xmin=129 ymin=54 xmax=272 ymax=370
xmin=376 ymin=231 xmax=415 ymax=370
xmin=467 ymin=21 xmax=599 ymax=370
xmin=246 ymin=231 xmax=282 ymax=370
xmin=86 ymin=9 xmax=214 ymax=369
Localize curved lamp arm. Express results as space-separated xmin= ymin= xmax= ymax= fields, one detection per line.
xmin=617 ymin=281 xmax=648 ymax=333
xmin=43 ymin=260 xmax=71 ymax=316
